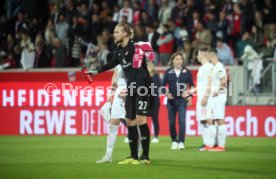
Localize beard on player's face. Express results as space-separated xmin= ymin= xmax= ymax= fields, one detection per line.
xmin=114 ymin=33 xmax=124 ymax=43
xmin=115 ymin=37 xmax=123 ymax=44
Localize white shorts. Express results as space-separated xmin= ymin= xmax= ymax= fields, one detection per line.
xmin=210 ymin=95 xmax=227 ymax=120
xmin=110 ymin=85 xmax=126 ymax=119
xmin=196 ymin=102 xmax=213 ymax=121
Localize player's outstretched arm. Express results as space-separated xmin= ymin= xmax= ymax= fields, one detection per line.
xmin=86 ymin=58 xmax=120 ymax=76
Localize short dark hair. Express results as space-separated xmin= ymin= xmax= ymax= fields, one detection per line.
xmin=199 ymin=47 xmax=209 ymax=52
xmin=194 ymin=47 xmax=208 ymax=56
xmin=208 ymin=48 xmax=217 ymax=54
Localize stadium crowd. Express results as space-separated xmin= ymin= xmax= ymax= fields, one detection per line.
xmin=0 ymin=0 xmax=275 ymax=69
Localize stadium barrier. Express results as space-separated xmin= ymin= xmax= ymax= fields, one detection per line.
xmin=0 ymin=68 xmax=275 ymax=137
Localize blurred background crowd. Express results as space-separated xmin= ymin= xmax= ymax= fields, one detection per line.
xmin=0 ymin=0 xmax=275 ymax=69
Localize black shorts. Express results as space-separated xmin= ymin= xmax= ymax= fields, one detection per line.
xmin=125 ymin=93 xmax=151 ymax=120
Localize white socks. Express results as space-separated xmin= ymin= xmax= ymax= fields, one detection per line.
xmin=106 ymin=124 xmax=119 ymax=157
xmin=205 ymin=125 xmax=216 ymax=147
xmin=202 ymin=123 xmax=227 ymax=148
xmin=217 ymin=125 xmax=226 ymax=147
xmin=201 ymin=124 xmax=208 ymax=146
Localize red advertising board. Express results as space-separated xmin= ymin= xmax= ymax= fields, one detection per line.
xmin=0 ymin=80 xmax=275 ymax=137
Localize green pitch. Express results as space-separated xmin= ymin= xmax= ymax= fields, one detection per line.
xmin=0 ymin=136 xmax=275 ymax=179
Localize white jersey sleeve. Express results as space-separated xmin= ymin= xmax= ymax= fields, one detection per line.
xmin=197 ymin=62 xmax=212 ymax=102
xmin=211 ymin=62 xmax=227 ymax=93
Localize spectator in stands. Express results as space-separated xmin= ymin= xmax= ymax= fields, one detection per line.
xmin=2 ymin=34 xmax=16 ymax=61
xmin=55 ymin=14 xmax=69 ymax=44
xmin=185 ymin=1 xmax=199 ymax=38
xmin=240 ymin=0 xmax=254 ymax=34
xmin=216 ymin=11 xmax=229 ymax=43
xmin=158 ymin=0 xmax=171 ymax=25
xmin=254 ymin=11 xmax=263 ymax=31
xmin=139 ymin=11 xmax=153 ymax=27
xmin=251 ymin=25 xmax=264 ymax=51
xmin=96 ymin=36 xmax=110 ymax=65
xmin=205 ymin=10 xmax=218 ymax=47
xmin=66 ymin=31 xmax=82 ymax=67
xmin=133 ymin=24 xmax=147 ymax=42
xmin=222 ymin=0 xmax=233 ymax=19
xmin=99 ymin=1 xmax=112 ymax=23
xmin=171 ymin=0 xmax=185 ymax=27
xmin=45 ymin=19 xmax=56 ymax=46
xmin=118 ymin=0 xmax=133 ymax=24
xmin=133 ymin=1 xmax=142 ymax=26
xmin=0 ymin=0 xmax=274 ymax=71
xmin=241 ymin=45 xmax=263 ymax=93
xmin=68 ymin=16 xmax=83 ymax=38
xmin=146 ymin=0 xmax=159 ymax=22
xmin=187 ymin=11 xmax=201 ymax=41
xmin=89 ymin=14 xmax=103 ymax=45
xmin=100 ymin=29 xmax=113 ymax=51
xmin=50 ymin=3 xmax=61 ymax=27
xmin=230 ymin=3 xmax=241 ymax=46
xmin=15 ymin=11 xmax=28 ymax=33
xmin=262 ymin=0 xmax=275 ymax=41
xmin=236 ymin=31 xmax=252 ymax=64
xmin=6 ymin=0 xmax=22 ymax=19
xmin=20 ymin=30 xmax=34 ymax=52
xmin=216 ymin=38 xmax=234 ymax=65
xmin=65 ymin=0 xmax=78 ymax=26
xmin=145 ymin=23 xmax=160 ymax=65
xmin=53 ymin=38 xmax=67 ymax=67
xmin=34 ymin=34 xmax=51 ymax=68
xmin=157 ymin=24 xmax=174 ymax=66
xmin=0 ymin=15 xmax=8 ymax=44
xmin=0 ymin=34 xmax=17 ymax=69
xmin=175 ymin=24 xmax=189 ymax=50
xmin=179 ymin=40 xmax=194 ymax=65
xmin=192 ymin=21 xmax=211 ymax=49
xmin=104 ymin=13 xmax=117 ymax=34
xmin=90 ymin=3 xmax=100 ymax=16
xmin=78 ymin=3 xmax=90 ymax=25
xmin=112 ymin=5 xmax=120 ymax=23
xmin=29 ymin=18 xmax=43 ymax=42
xmin=204 ymin=0 xmax=216 ymax=13
xmin=20 ymin=30 xmax=35 ymax=70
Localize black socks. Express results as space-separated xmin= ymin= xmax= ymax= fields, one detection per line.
xmin=139 ymin=124 xmax=150 ymax=159
xmin=127 ymin=126 xmax=139 ymax=159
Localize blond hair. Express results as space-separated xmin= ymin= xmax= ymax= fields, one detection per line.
xmin=116 ymin=23 xmax=132 ymax=37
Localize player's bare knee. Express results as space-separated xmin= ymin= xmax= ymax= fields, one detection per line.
xmin=217 ymin=119 xmax=225 ymax=126
xmin=207 ymin=119 xmax=213 ymax=125
xmin=127 ymin=119 xmax=137 ymax=126
xmin=136 ymin=115 xmax=147 ymax=125
xmin=110 ymin=118 xmax=120 ymax=125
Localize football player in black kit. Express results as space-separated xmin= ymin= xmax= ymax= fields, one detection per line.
xmin=86 ymin=23 xmax=151 ymax=165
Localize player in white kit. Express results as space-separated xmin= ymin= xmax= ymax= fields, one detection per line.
xmin=96 ymin=65 xmax=128 ymax=163
xmin=196 ymin=48 xmax=216 ymax=151
xmin=208 ymin=48 xmax=227 ymax=152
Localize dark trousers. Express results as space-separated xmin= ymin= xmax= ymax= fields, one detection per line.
xmin=150 ymin=97 xmax=160 ymax=137
xmin=167 ymin=98 xmax=187 ymax=143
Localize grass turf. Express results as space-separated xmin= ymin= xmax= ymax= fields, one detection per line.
xmin=0 ymin=136 xmax=275 ymax=179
